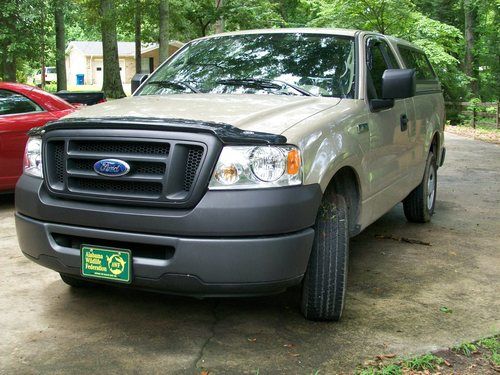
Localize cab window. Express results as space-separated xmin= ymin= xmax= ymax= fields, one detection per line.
xmin=0 ymin=90 xmax=43 ymax=116
xmin=398 ymin=46 xmax=436 ymax=80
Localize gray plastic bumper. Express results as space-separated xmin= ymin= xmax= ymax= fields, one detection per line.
xmin=16 ymin=213 xmax=314 ymax=296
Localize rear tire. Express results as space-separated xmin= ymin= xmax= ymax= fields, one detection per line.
xmin=301 ymin=194 xmax=349 ymax=321
xmin=60 ymin=273 xmax=94 ymax=288
xmin=403 ymin=151 xmax=437 ymax=223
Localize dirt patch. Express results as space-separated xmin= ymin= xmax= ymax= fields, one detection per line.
xmin=446 ymin=125 xmax=500 ymax=144
xmin=432 ymin=346 xmax=499 ymax=375
xmin=357 ymin=336 xmax=499 ymax=374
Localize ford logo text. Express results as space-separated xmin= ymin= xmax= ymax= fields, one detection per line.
xmin=93 ymin=159 xmax=130 ymax=177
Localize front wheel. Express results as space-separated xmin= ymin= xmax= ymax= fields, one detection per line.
xmin=301 ymin=194 xmax=349 ymax=321
xmin=403 ymin=151 xmax=437 ymax=223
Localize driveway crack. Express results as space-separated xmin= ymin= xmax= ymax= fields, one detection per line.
xmin=193 ymin=300 xmax=220 ymax=372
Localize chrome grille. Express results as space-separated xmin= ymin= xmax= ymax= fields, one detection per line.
xmin=44 ymin=132 xmax=213 ymax=207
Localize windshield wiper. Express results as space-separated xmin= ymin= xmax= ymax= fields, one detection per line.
xmin=147 ymin=80 xmax=200 ymax=93
xmin=216 ymin=78 xmax=314 ymax=96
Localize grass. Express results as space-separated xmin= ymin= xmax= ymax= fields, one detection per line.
xmin=478 ymin=336 xmax=500 ymax=366
xmin=356 ymin=335 xmax=499 ymax=375
xmin=356 ymin=354 xmax=443 ymax=375
xmin=403 ymin=354 xmax=444 ymax=371
xmin=452 ymin=342 xmax=477 ymax=356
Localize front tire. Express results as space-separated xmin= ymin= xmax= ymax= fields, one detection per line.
xmin=403 ymin=151 xmax=437 ymax=223
xmin=301 ymin=194 xmax=349 ymax=321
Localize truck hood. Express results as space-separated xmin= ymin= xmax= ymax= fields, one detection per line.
xmin=65 ymin=94 xmax=341 ymax=135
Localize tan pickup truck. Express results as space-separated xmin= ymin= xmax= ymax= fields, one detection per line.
xmin=16 ymin=28 xmax=445 ymax=321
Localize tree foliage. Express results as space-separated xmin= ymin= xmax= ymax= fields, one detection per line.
xmin=0 ymin=0 xmax=497 ymax=101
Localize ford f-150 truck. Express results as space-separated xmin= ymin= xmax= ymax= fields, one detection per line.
xmin=16 ymin=28 xmax=445 ymax=321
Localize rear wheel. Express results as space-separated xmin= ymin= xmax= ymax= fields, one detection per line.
xmin=403 ymin=151 xmax=437 ymax=223
xmin=301 ymin=194 xmax=349 ymax=321
xmin=60 ymin=273 xmax=94 ymax=288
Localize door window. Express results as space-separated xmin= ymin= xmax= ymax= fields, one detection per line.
xmin=0 ymin=90 xmax=43 ymax=116
xmin=366 ymin=38 xmax=400 ymax=99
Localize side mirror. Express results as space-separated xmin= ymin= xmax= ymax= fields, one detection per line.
xmin=382 ymin=69 xmax=416 ymax=99
xmin=131 ymin=73 xmax=149 ymax=94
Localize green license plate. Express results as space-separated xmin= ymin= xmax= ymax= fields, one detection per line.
xmin=81 ymin=245 xmax=131 ymax=283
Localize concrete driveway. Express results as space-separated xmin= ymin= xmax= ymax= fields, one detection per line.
xmin=0 ymin=133 xmax=498 ymax=374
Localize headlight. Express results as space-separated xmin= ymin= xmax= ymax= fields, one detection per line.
xmin=209 ymin=145 xmax=302 ymax=189
xmin=23 ymin=137 xmax=43 ymax=178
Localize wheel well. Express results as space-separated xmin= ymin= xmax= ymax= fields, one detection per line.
xmin=325 ymin=167 xmax=361 ymax=236
xmin=430 ymin=132 xmax=439 ymax=155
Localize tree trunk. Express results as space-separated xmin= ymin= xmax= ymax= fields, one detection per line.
xmin=40 ymin=6 xmax=46 ymax=89
xmin=0 ymin=4 xmax=17 ymax=81
xmin=159 ymin=0 xmax=169 ymax=64
xmin=3 ymin=52 xmax=17 ymax=82
xmin=100 ymin=0 xmax=126 ymax=98
xmin=464 ymin=0 xmax=478 ymax=97
xmin=55 ymin=0 xmax=67 ymax=91
xmin=135 ymin=0 xmax=142 ymax=74
xmin=215 ymin=0 xmax=224 ymax=33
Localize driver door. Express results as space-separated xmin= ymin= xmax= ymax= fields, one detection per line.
xmin=364 ymin=36 xmax=412 ymax=222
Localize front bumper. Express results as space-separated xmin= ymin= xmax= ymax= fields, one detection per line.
xmin=16 ymin=214 xmax=314 ymax=296
xmin=15 ymin=175 xmax=322 ymax=296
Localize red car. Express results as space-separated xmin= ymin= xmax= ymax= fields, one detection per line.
xmin=0 ymin=82 xmax=75 ymax=192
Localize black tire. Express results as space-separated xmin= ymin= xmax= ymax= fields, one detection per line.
xmin=301 ymin=194 xmax=349 ymax=321
xmin=403 ymin=151 xmax=437 ymax=223
xmin=60 ymin=273 xmax=94 ymax=288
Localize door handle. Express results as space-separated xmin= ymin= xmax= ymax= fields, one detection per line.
xmin=357 ymin=123 xmax=369 ymax=134
xmin=400 ymin=114 xmax=408 ymax=131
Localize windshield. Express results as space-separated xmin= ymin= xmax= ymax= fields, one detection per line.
xmin=138 ymin=33 xmax=356 ymax=98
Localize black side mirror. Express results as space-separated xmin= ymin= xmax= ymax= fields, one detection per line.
xmin=131 ymin=73 xmax=149 ymax=94
xmin=382 ymin=69 xmax=416 ymax=99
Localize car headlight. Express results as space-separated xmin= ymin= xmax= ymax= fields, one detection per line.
xmin=209 ymin=145 xmax=302 ymax=189
xmin=23 ymin=137 xmax=43 ymax=178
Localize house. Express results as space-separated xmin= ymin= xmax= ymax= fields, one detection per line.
xmin=65 ymin=41 xmax=184 ymax=86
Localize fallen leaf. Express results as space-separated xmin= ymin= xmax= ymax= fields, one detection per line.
xmin=444 ymin=359 xmax=452 ymax=367
xmin=247 ymin=338 xmax=257 ymax=343
xmin=200 ymin=370 xmax=209 ymax=375
xmin=283 ymin=343 xmax=294 ymax=348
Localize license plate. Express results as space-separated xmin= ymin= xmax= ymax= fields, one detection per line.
xmin=81 ymin=245 xmax=131 ymax=283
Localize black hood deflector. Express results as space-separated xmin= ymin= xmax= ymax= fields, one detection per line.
xmin=31 ymin=117 xmax=287 ymax=145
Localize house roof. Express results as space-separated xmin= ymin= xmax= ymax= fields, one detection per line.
xmin=65 ymin=41 xmax=183 ymax=57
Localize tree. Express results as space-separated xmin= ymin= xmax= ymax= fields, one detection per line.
xmin=135 ymin=0 xmax=142 ymax=74
xmin=310 ymin=0 xmax=465 ymax=100
xmin=215 ymin=0 xmax=224 ymax=33
xmin=463 ymin=0 xmax=478 ymax=96
xmin=100 ymin=0 xmax=126 ymax=98
xmin=159 ymin=0 xmax=169 ymax=63
xmin=55 ymin=0 xmax=67 ymax=91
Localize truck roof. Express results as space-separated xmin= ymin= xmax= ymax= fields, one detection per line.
xmin=193 ymin=28 xmax=416 ymax=49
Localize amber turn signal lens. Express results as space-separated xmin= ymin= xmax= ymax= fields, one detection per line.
xmin=287 ymin=149 xmax=301 ymax=175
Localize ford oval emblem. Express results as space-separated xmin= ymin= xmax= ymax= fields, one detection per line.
xmin=93 ymin=159 xmax=130 ymax=177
